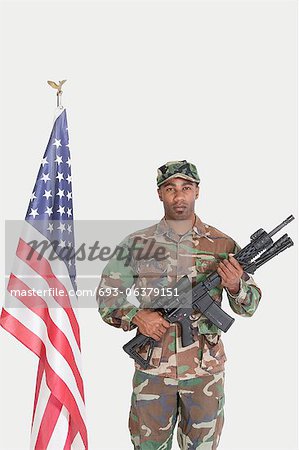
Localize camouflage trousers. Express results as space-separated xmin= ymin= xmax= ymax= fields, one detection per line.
xmin=129 ymin=369 xmax=225 ymax=450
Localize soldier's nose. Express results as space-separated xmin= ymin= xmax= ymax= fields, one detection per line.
xmin=173 ymin=191 xmax=184 ymax=201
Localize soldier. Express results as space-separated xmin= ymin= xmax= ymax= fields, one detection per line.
xmin=97 ymin=160 xmax=262 ymax=450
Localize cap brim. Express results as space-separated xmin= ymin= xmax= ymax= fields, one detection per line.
xmin=158 ymin=173 xmax=199 ymax=187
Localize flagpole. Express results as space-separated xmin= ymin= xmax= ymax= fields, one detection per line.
xmin=57 ymin=89 xmax=63 ymax=108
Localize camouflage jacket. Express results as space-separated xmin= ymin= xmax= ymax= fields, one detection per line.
xmin=97 ymin=215 xmax=262 ymax=380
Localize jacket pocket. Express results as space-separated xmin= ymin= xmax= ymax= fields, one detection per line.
xmin=136 ymin=258 xmax=168 ymax=278
xmin=200 ymin=334 xmax=227 ymax=374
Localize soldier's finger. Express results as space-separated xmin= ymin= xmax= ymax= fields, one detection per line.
xmin=157 ymin=319 xmax=169 ymax=331
xmin=228 ymin=255 xmax=244 ymax=272
xmin=219 ymin=260 xmax=235 ymax=276
xmin=161 ymin=319 xmax=170 ymax=328
xmin=222 ymin=260 xmax=239 ymax=277
xmin=218 ymin=264 xmax=232 ymax=279
xmin=218 ymin=264 xmax=228 ymax=279
xmin=217 ymin=267 xmax=229 ymax=283
xmin=155 ymin=322 xmax=166 ymax=332
xmin=150 ymin=328 xmax=161 ymax=338
xmin=217 ymin=266 xmax=226 ymax=275
xmin=155 ymin=328 xmax=163 ymax=336
xmin=222 ymin=258 xmax=236 ymax=271
xmin=144 ymin=330 xmax=157 ymax=340
xmin=159 ymin=323 xmax=169 ymax=332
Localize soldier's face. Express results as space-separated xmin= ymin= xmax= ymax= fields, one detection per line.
xmin=157 ymin=178 xmax=199 ymax=220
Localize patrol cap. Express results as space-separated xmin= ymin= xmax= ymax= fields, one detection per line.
xmin=157 ymin=160 xmax=200 ymax=187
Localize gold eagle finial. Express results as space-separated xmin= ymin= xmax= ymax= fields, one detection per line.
xmin=47 ymin=80 xmax=67 ymax=108
xmin=47 ymin=79 xmax=67 ymax=94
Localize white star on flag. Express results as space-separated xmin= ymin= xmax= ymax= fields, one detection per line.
xmin=53 ymin=138 xmax=62 ymax=149
xmin=58 ymin=239 xmax=66 ymax=248
xmin=30 ymin=192 xmax=37 ymax=201
xmin=45 ymin=206 xmax=53 ymax=216
xmin=29 ymin=208 xmax=39 ymax=218
xmin=57 ymin=223 xmax=66 ymax=232
xmin=40 ymin=173 xmax=51 ymax=183
xmin=47 ymin=223 xmax=54 ymax=232
xmin=55 ymin=155 xmax=63 ymax=165
xmin=41 ymin=156 xmax=48 ymax=167
xmin=57 ymin=205 xmax=65 ymax=216
xmin=56 ymin=172 xmax=64 ymax=182
xmin=43 ymin=189 xmax=52 ymax=200
xmin=56 ymin=188 xmax=65 ymax=199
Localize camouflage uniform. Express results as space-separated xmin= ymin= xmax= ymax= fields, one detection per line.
xmin=97 ymin=161 xmax=262 ymax=449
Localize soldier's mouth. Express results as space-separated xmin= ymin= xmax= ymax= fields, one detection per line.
xmin=173 ymin=205 xmax=187 ymax=211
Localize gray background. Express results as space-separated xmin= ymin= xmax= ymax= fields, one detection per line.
xmin=0 ymin=1 xmax=298 ymax=449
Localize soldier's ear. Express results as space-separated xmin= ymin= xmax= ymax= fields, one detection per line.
xmin=157 ymin=188 xmax=163 ymax=201
xmin=195 ymin=185 xmax=200 ymax=199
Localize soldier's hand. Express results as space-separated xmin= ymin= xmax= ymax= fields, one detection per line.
xmin=217 ymin=254 xmax=243 ymax=295
xmin=132 ymin=309 xmax=170 ymax=341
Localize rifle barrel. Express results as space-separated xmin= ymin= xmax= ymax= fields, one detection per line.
xmin=268 ymin=215 xmax=294 ymax=237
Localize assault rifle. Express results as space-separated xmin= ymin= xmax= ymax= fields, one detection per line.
xmin=123 ymin=216 xmax=294 ymax=369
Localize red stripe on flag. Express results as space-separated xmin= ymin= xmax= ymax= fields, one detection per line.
xmin=63 ymin=416 xmax=74 ymax=450
xmin=32 ymin=359 xmax=45 ymax=425
xmin=0 ymin=309 xmax=88 ymax=448
xmin=35 ymin=393 xmax=62 ymax=450
xmin=16 ymin=238 xmax=81 ymax=349
xmin=8 ymin=274 xmax=85 ymax=399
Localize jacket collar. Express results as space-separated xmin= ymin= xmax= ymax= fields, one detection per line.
xmin=155 ymin=214 xmax=209 ymax=238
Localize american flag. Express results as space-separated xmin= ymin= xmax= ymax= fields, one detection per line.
xmin=0 ymin=109 xmax=88 ymax=449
